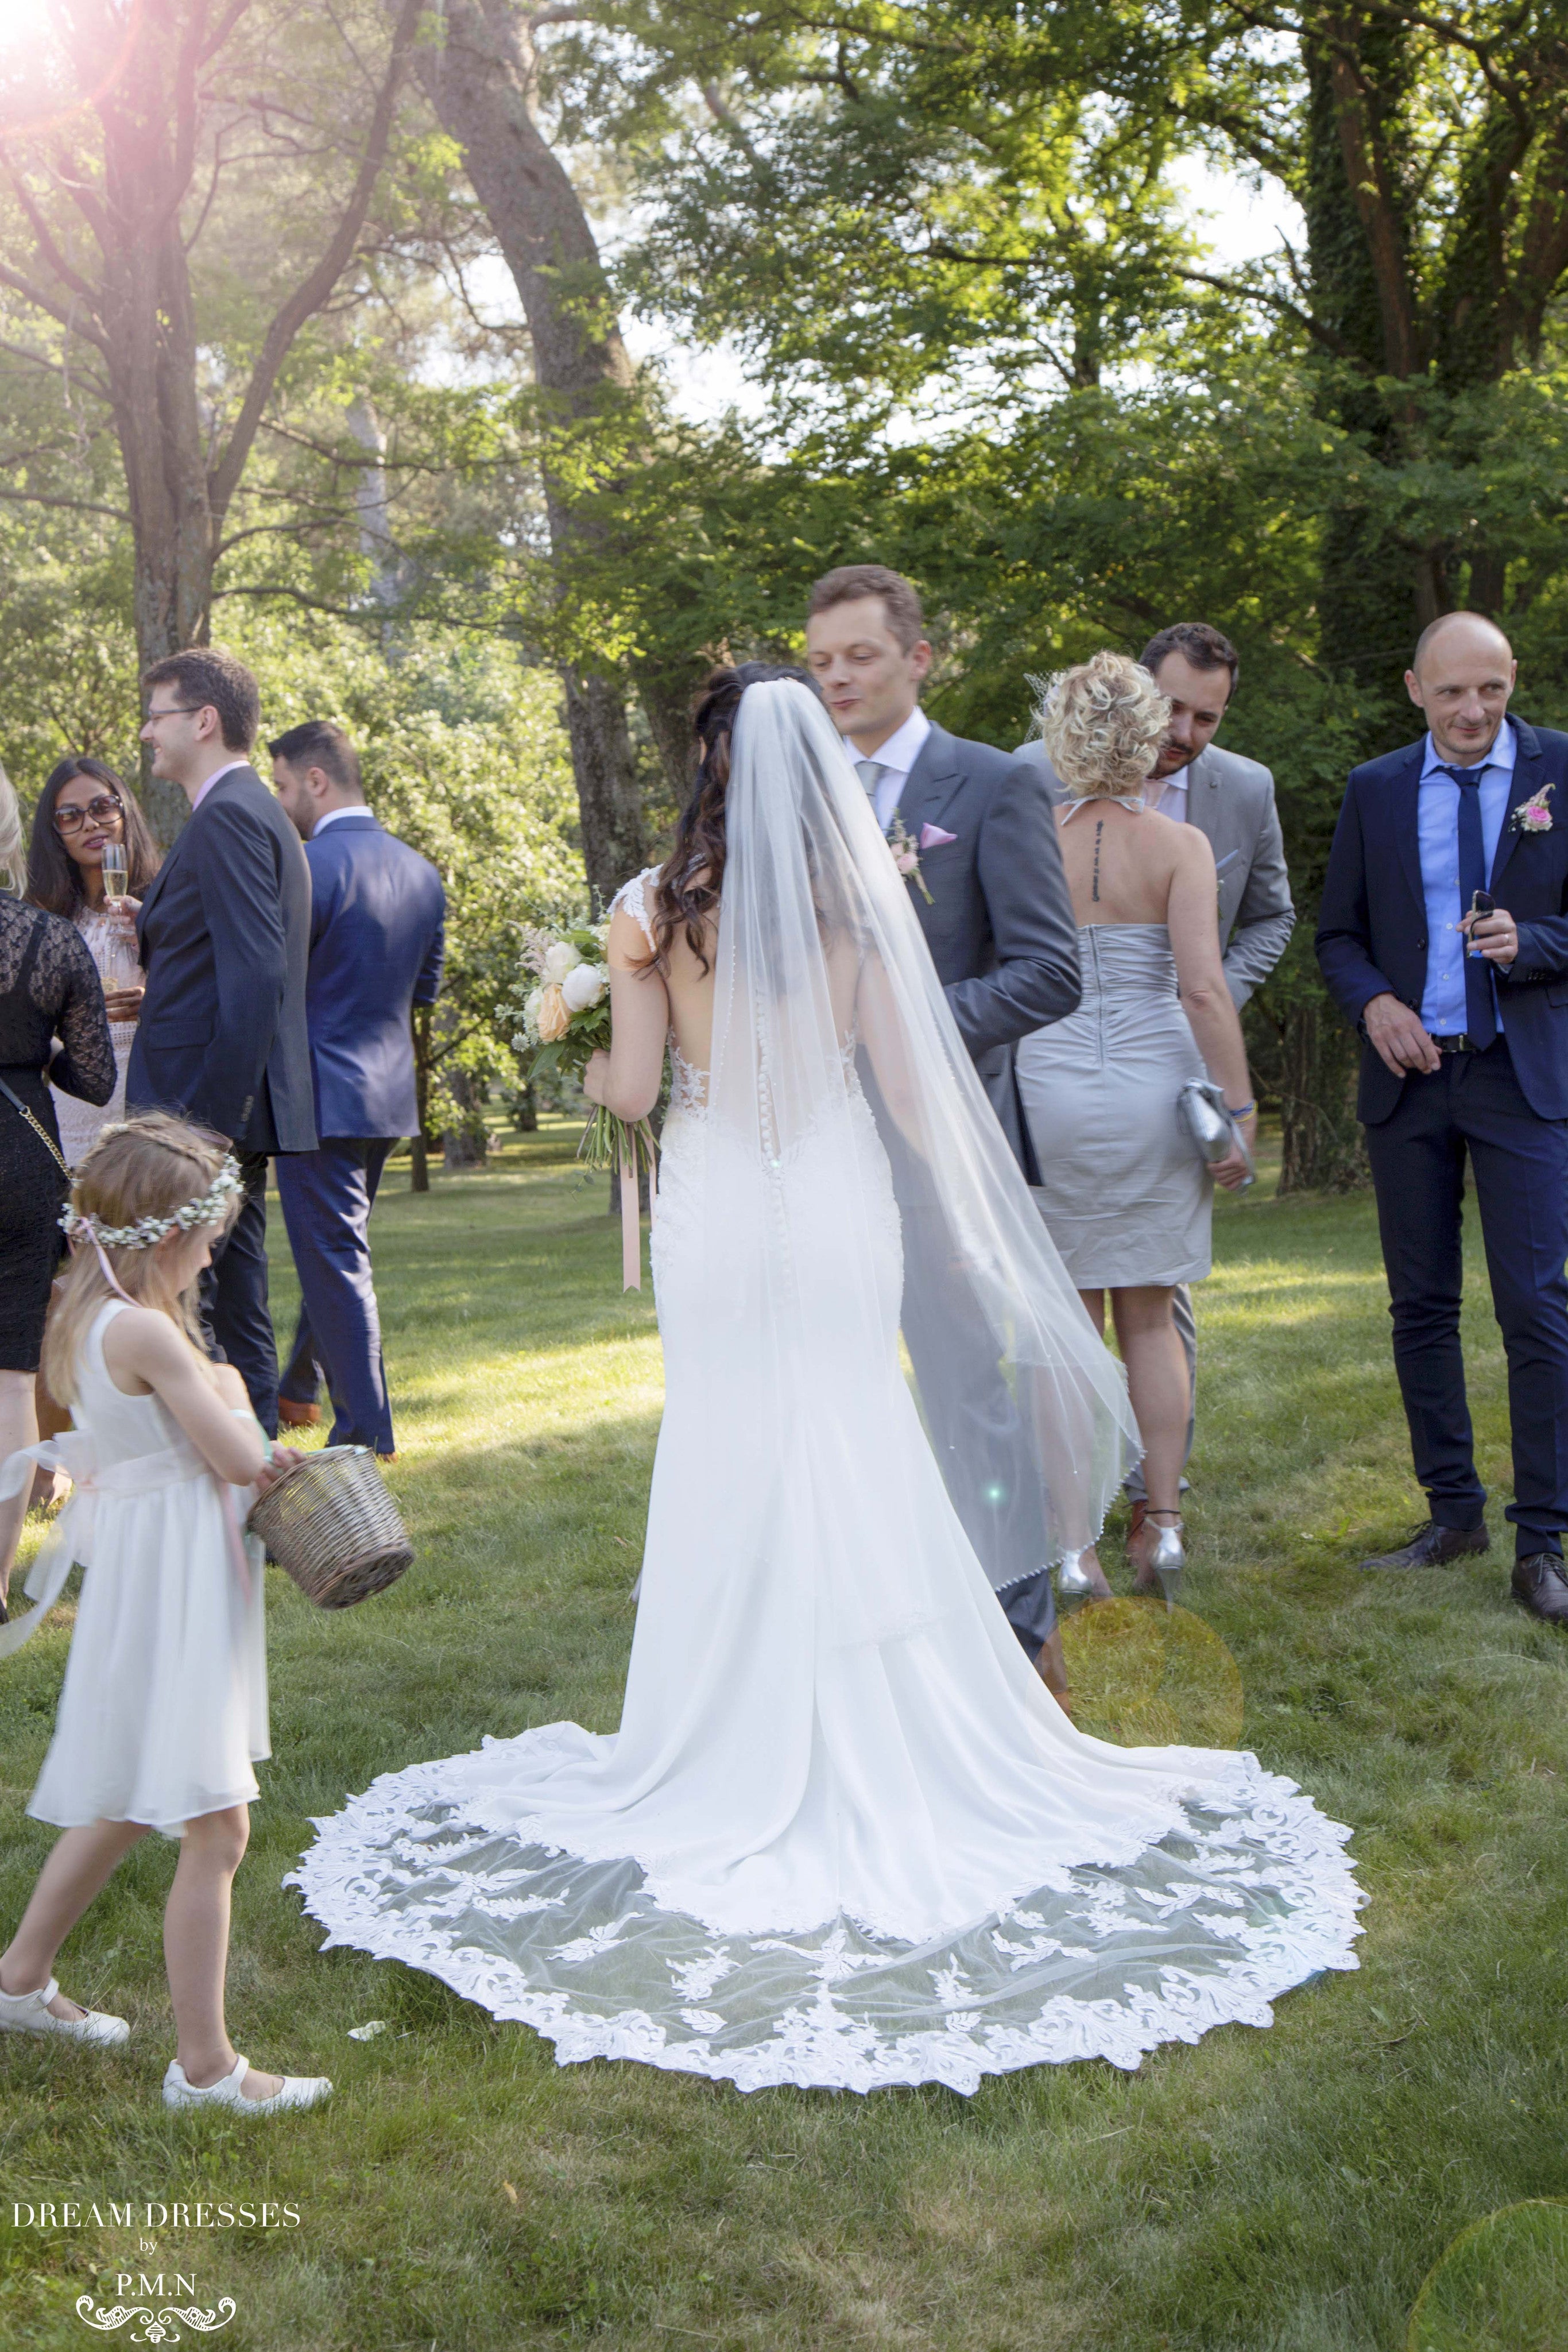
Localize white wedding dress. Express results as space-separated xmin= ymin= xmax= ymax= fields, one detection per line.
xmin=291 ymin=683 xmax=1362 ymax=2093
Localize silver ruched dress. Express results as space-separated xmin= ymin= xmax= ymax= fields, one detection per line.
xmin=1015 ymin=922 xmax=1211 ymax=1290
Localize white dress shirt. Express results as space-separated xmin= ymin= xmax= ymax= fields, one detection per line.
xmin=311 ymin=803 xmax=369 ymax=834
xmin=1147 ymin=765 xmax=1188 ymax=822
xmin=1416 ymin=718 xmax=1517 ymax=1035
xmin=853 ymin=706 xmax=932 ymax=829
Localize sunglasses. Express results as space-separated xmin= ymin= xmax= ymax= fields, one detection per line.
xmin=55 ymin=793 xmax=125 ymax=834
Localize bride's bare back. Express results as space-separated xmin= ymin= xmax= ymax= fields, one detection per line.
xmin=594 ymin=877 xmax=863 ymax=1122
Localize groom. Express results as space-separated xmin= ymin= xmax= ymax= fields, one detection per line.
xmin=806 ymin=564 xmax=1082 ymax=1682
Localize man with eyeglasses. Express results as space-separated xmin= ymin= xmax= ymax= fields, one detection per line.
xmin=122 ymin=647 xmax=315 ymax=1433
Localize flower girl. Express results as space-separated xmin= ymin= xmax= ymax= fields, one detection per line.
xmin=0 ymin=1113 xmax=331 ymax=2115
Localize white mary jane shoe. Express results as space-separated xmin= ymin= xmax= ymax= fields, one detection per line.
xmin=162 ymin=2053 xmax=332 ymax=2116
xmin=0 ymin=1975 xmax=129 ymax=2047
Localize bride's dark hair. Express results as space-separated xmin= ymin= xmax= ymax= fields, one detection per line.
xmin=647 ymin=662 xmax=820 ymax=973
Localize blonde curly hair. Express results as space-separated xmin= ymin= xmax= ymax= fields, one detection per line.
xmin=1037 ymin=651 xmax=1170 ymax=801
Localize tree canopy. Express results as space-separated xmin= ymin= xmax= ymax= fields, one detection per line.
xmin=0 ymin=0 xmax=1563 ymax=1182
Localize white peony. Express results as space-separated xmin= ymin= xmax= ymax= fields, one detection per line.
xmin=562 ymin=962 xmax=608 ymax=1012
xmin=541 ymin=940 xmax=582 ymax=984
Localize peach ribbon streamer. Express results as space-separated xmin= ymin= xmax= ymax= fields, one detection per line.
xmin=619 ymin=1121 xmax=658 ymax=1291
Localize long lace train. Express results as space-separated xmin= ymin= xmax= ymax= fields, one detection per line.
xmin=288 ymin=1738 xmax=1361 ymax=2093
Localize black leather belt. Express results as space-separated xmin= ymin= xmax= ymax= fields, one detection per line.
xmin=1431 ymin=1034 xmax=1477 ymax=1054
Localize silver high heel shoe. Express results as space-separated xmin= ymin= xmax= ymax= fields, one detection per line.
xmin=1142 ymin=1511 xmax=1186 ymax=1611
xmin=1056 ymin=1549 xmax=1095 ymax=1602
xmin=1056 ymin=1549 xmax=1112 ymax=1607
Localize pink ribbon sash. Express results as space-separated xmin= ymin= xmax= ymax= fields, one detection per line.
xmin=0 ymin=1433 xmax=254 ymax=1660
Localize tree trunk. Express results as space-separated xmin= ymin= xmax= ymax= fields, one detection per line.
xmin=562 ymin=668 xmax=645 ymax=908
xmin=635 ymin=662 xmax=702 ymax=825
xmin=2 ymin=0 xmax=419 ymax=844
xmin=1274 ymin=994 xmax=1366 ymax=1194
xmin=442 ymin=1065 xmax=490 ymax=1170
xmin=408 ymin=0 xmax=648 ymax=904
xmin=92 ymin=9 xmax=215 ymax=843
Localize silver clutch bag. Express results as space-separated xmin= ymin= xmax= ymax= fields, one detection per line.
xmin=1178 ymin=1080 xmax=1254 ymax=1190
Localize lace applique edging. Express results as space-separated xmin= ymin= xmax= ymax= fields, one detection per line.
xmin=609 ymin=866 xmax=663 ymax=953
xmin=286 ymin=1747 xmax=1365 ymax=2096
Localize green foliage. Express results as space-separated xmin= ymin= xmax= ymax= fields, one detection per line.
xmin=244 ymin=612 xmax=583 ymax=1136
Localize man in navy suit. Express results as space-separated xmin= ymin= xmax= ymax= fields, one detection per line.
xmin=126 ymin=647 xmax=316 ymax=1434
xmin=1317 ymin=612 xmax=1568 ymax=1624
xmin=269 ymin=721 xmax=445 ymax=1457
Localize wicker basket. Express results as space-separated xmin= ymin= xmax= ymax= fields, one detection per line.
xmin=246 ymin=1445 xmax=413 ymax=1610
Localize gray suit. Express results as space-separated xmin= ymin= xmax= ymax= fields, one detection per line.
xmin=900 ymin=723 xmax=1082 ymax=1176
xmin=1014 ymin=738 xmax=1294 ymax=1007
xmin=1013 ymin=733 xmax=1295 ymax=1495
xmin=876 ymin=721 xmax=1081 ymax=1664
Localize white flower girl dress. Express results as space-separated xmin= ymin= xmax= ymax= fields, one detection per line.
xmin=17 ymin=1299 xmax=268 ymax=1835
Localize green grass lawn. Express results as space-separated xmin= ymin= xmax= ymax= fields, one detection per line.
xmin=2 ymin=1120 xmax=1566 ymax=2351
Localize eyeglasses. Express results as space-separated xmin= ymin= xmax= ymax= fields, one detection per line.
xmin=142 ymin=705 xmax=205 ymax=724
xmin=55 ymin=794 xmax=125 ymax=834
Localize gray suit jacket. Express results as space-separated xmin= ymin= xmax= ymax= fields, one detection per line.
xmin=1013 ymin=738 xmax=1295 ymax=1007
xmin=893 ymin=722 xmax=1081 ymax=1177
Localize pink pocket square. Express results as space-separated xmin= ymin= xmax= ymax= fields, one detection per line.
xmin=919 ymin=824 xmax=957 ymax=850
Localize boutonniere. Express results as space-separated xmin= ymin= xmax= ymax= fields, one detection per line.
xmin=885 ymin=819 xmax=955 ymax=903
xmin=887 ymin=814 xmax=935 ymax=902
xmin=1511 ymin=782 xmax=1554 ymax=834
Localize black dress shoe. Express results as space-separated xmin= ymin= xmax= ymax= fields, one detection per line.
xmin=1358 ymin=1519 xmax=1489 ymax=1570
xmin=1511 ymin=1555 xmax=1568 ymax=1624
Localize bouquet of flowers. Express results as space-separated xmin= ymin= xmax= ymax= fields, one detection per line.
xmin=513 ymin=922 xmax=659 ymax=1285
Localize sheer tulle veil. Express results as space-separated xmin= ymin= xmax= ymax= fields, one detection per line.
xmin=710 ymin=678 xmax=1139 ymax=1579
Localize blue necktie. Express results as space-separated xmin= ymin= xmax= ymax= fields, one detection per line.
xmin=1442 ymin=765 xmax=1496 ymax=1048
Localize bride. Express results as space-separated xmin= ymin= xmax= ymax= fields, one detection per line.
xmin=291 ymin=668 xmax=1362 ymax=2094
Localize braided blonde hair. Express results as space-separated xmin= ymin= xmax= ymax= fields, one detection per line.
xmin=42 ymin=1114 xmax=238 ymax=1405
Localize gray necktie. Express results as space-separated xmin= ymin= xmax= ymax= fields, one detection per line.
xmin=855 ymin=758 xmax=885 ymax=812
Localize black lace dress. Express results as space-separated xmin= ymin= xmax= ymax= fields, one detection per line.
xmin=1 ymin=893 xmax=114 ymax=1370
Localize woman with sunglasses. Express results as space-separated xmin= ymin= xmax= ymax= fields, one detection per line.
xmin=26 ymin=759 xmax=161 ymax=1165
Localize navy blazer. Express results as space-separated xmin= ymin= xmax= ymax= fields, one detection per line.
xmin=128 ymin=765 xmax=316 ymax=1153
xmin=1316 ymin=716 xmax=1568 ymax=1123
xmin=302 ymin=812 xmax=445 ymax=1139
xmin=895 ymin=722 xmax=1081 ymax=1175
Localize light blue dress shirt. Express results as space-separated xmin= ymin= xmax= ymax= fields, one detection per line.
xmin=1417 ymin=719 xmax=1517 ymax=1035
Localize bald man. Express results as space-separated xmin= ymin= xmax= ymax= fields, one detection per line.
xmin=1317 ymin=614 xmax=1568 ymax=1624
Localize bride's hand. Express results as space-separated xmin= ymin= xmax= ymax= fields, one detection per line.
xmin=582 ymin=1049 xmax=610 ymax=1106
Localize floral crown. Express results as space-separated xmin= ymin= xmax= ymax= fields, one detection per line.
xmin=59 ymin=1146 xmax=243 ymax=1252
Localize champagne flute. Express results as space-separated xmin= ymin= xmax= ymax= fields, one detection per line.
xmin=100 ymin=843 xmax=129 ymax=902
